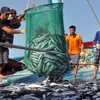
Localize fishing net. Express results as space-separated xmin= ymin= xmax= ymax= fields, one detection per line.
xmin=25 ymin=3 xmax=69 ymax=77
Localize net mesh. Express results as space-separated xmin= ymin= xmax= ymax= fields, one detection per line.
xmin=25 ymin=3 xmax=69 ymax=77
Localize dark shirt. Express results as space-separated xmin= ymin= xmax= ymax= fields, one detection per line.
xmin=9 ymin=16 xmax=21 ymax=29
xmin=94 ymin=31 xmax=100 ymax=51
xmin=0 ymin=18 xmax=10 ymax=42
xmin=0 ymin=17 xmax=21 ymax=44
xmin=8 ymin=16 xmax=21 ymax=44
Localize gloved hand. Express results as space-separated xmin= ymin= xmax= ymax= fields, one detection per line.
xmin=80 ymin=51 xmax=84 ymax=56
xmin=21 ymin=29 xmax=26 ymax=34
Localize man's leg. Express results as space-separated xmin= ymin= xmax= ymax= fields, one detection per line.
xmin=92 ymin=66 xmax=99 ymax=79
xmin=0 ymin=48 xmax=9 ymax=78
xmin=92 ymin=51 xmax=99 ymax=79
xmin=3 ymin=48 xmax=9 ymax=72
xmin=72 ymin=54 xmax=80 ymax=80
xmin=74 ymin=65 xmax=78 ymax=80
xmin=0 ymin=64 xmax=5 ymax=78
xmin=0 ymin=47 xmax=5 ymax=78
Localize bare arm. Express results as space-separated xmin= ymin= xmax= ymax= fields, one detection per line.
xmin=1 ymin=26 xmax=25 ymax=34
xmin=81 ymin=43 xmax=84 ymax=52
xmin=10 ymin=19 xmax=20 ymax=25
xmin=79 ymin=35 xmax=84 ymax=52
xmin=17 ymin=14 xmax=25 ymax=21
xmin=9 ymin=15 xmax=24 ymax=25
xmin=10 ymin=11 xmax=25 ymax=24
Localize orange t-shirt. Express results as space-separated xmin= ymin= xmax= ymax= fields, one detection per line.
xmin=66 ymin=34 xmax=83 ymax=54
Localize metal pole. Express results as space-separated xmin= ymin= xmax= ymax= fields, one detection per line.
xmin=0 ymin=42 xmax=66 ymax=56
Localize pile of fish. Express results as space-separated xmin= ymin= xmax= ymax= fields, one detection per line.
xmin=27 ymin=26 xmax=68 ymax=77
xmin=0 ymin=79 xmax=100 ymax=100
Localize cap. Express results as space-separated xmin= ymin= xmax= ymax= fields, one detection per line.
xmin=1 ymin=6 xmax=11 ymax=14
xmin=10 ymin=9 xmax=17 ymax=15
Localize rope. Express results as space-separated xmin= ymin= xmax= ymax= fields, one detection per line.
xmin=62 ymin=0 xmax=64 ymax=3
xmin=0 ymin=42 xmax=66 ymax=56
xmin=27 ymin=0 xmax=30 ymax=9
xmin=33 ymin=0 xmax=35 ymax=5
xmin=86 ymin=0 xmax=100 ymax=26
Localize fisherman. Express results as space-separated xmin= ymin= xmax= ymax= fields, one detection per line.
xmin=1 ymin=9 xmax=25 ymax=74
xmin=92 ymin=31 xmax=100 ymax=79
xmin=66 ymin=25 xmax=84 ymax=80
xmin=0 ymin=6 xmax=25 ymax=78
xmin=7 ymin=9 xmax=25 ymax=44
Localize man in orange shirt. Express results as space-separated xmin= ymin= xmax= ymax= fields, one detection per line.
xmin=66 ymin=25 xmax=84 ymax=80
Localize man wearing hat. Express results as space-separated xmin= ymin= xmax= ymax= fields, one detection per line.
xmin=7 ymin=9 xmax=25 ymax=44
xmin=0 ymin=6 xmax=25 ymax=78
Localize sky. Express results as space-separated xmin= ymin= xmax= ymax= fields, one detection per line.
xmin=0 ymin=0 xmax=100 ymax=58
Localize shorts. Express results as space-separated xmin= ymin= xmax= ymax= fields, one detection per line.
xmin=94 ymin=51 xmax=100 ymax=66
xmin=69 ymin=54 xmax=80 ymax=65
xmin=0 ymin=47 xmax=9 ymax=64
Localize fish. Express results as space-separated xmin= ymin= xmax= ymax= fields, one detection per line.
xmin=1 ymin=79 xmax=100 ymax=99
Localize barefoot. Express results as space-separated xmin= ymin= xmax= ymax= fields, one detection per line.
xmin=92 ymin=76 xmax=96 ymax=80
xmin=74 ymin=76 xmax=78 ymax=80
xmin=0 ymin=74 xmax=6 ymax=78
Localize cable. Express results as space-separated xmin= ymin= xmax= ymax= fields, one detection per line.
xmin=27 ymin=0 xmax=30 ymax=9
xmin=33 ymin=0 xmax=35 ymax=7
xmin=33 ymin=0 xmax=35 ymax=5
xmin=86 ymin=0 xmax=100 ymax=26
